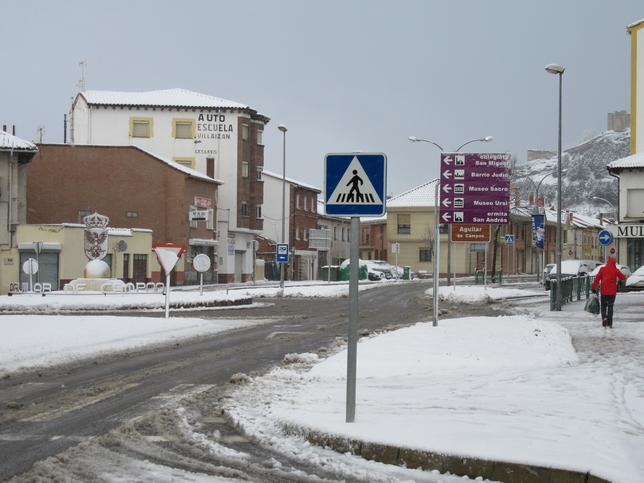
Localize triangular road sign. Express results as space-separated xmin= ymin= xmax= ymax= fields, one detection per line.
xmin=153 ymin=244 xmax=186 ymax=273
xmin=328 ymin=156 xmax=383 ymax=206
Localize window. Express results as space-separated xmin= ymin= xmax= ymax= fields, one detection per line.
xmin=333 ymin=227 xmax=337 ymax=240
xmin=256 ymin=205 xmax=262 ymax=219
xmin=342 ymin=227 xmax=346 ymax=241
xmin=257 ymin=168 xmax=263 ymax=180
xmin=173 ymin=158 xmax=195 ymax=169
xmin=304 ymin=197 xmax=308 ymax=211
xmin=304 ymin=229 xmax=308 ymax=241
xmin=242 ymin=124 xmax=249 ymax=140
xmin=127 ymin=211 xmax=138 ymax=218
xmin=296 ymin=194 xmax=300 ymax=209
xmin=397 ymin=214 xmax=411 ymax=234
xmin=362 ymin=227 xmax=370 ymax=244
xmin=296 ymin=226 xmax=300 ymax=240
xmin=207 ymin=209 xmax=214 ymax=230
xmin=257 ymin=130 xmax=263 ymax=145
xmin=130 ymin=118 xmax=153 ymax=138
xmin=241 ymin=201 xmax=248 ymax=217
xmin=242 ymin=162 xmax=249 ymax=177
xmin=173 ymin=119 xmax=194 ymax=139
xmin=420 ymin=249 xmax=432 ymax=262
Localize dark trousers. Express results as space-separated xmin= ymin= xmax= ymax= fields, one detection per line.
xmin=600 ymin=294 xmax=617 ymax=325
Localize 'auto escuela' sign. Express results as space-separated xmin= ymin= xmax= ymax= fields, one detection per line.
xmin=439 ymin=153 xmax=511 ymax=225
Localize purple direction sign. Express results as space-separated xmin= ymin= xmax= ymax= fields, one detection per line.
xmin=439 ymin=153 xmax=511 ymax=225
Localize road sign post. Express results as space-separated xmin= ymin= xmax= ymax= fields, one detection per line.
xmin=325 ymin=153 xmax=387 ymax=423
xmin=152 ymin=244 xmax=186 ymax=319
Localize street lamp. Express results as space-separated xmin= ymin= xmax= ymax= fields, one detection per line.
xmin=592 ymin=196 xmax=615 ymax=216
xmin=278 ymin=124 xmax=287 ymax=291
xmin=546 ymin=63 xmax=565 ymax=311
xmin=408 ymin=135 xmax=492 ymax=326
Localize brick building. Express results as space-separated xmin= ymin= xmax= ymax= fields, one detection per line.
xmin=70 ymin=88 xmax=267 ymax=283
xmin=27 ymin=144 xmax=222 ymax=285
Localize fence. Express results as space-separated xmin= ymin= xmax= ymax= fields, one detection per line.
xmin=474 ymin=270 xmax=502 ymax=284
xmin=549 ymin=275 xmax=592 ymax=310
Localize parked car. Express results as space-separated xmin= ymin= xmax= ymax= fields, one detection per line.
xmin=364 ymin=260 xmax=396 ymax=279
xmin=589 ymin=263 xmax=632 ymax=291
xmin=544 ymin=259 xmax=602 ymax=290
xmin=625 ymin=266 xmax=644 ymax=291
xmin=541 ymin=264 xmax=555 ymax=285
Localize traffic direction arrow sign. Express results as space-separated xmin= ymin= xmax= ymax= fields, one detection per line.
xmin=598 ymin=230 xmax=613 ymax=245
xmin=439 ymin=153 xmax=511 ymax=225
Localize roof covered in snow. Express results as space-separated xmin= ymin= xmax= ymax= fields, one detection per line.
xmin=0 ymin=130 xmax=37 ymax=152
xmin=75 ymin=88 xmax=270 ymax=122
xmin=607 ymin=151 xmax=644 ymax=170
xmin=262 ymin=170 xmax=321 ymax=193
xmin=386 ymin=179 xmax=438 ymax=208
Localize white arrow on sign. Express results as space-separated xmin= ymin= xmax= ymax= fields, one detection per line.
xmin=442 ymin=199 xmax=452 ymax=208
xmin=442 ymin=184 xmax=452 ymax=193
xmin=442 ymin=212 xmax=452 ymax=222
xmin=442 ymin=170 xmax=452 ymax=180
xmin=443 ymin=156 xmax=453 ymax=165
xmin=599 ymin=232 xmax=612 ymax=244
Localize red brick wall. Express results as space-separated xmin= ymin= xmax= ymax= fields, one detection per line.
xmin=27 ymin=144 xmax=220 ymax=284
xmin=236 ymin=118 xmax=265 ymax=231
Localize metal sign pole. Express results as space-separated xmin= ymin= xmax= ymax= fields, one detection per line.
xmin=346 ymin=216 xmax=359 ymax=423
xmin=165 ymin=272 xmax=171 ymax=319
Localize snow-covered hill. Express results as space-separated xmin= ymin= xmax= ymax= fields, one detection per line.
xmin=514 ymin=130 xmax=630 ymax=216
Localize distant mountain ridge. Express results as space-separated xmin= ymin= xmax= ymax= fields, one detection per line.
xmin=515 ymin=130 xmax=630 ymax=217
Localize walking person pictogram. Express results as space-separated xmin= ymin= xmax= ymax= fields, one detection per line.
xmin=346 ymin=170 xmax=364 ymax=202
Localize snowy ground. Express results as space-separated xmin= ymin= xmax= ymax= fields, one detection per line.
xmin=1 ymin=282 xmax=643 ymax=482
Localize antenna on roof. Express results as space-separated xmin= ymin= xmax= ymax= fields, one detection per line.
xmin=77 ymin=59 xmax=87 ymax=91
xmin=35 ymin=125 xmax=45 ymax=144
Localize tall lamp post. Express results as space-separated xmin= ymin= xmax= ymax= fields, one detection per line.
xmin=278 ymin=124 xmax=287 ymax=291
xmin=546 ymin=63 xmax=565 ymax=311
xmin=408 ymin=135 xmax=492 ymax=326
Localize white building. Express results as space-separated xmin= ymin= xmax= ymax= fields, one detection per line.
xmin=71 ymin=88 xmax=269 ymax=283
xmin=629 ymin=18 xmax=644 ymax=154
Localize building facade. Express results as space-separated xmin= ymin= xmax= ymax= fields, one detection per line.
xmin=27 ymin=144 xmax=222 ymax=285
xmin=258 ymin=171 xmax=321 ymax=280
xmin=0 ymin=129 xmax=38 ymax=293
xmin=70 ymin=88 xmax=268 ymax=283
xmin=628 ymin=19 xmax=644 ymax=154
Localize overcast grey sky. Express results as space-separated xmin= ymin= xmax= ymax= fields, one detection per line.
xmin=2 ymin=1 xmax=641 ymax=196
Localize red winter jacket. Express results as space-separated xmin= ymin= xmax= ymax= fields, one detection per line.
xmin=591 ymin=258 xmax=626 ymax=296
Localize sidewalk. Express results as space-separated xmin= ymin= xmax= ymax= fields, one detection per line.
xmin=221 ymin=288 xmax=644 ymax=483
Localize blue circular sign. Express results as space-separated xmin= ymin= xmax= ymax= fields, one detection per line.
xmin=598 ymin=230 xmax=613 ymax=246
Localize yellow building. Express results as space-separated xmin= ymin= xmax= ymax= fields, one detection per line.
xmin=7 ymin=224 xmax=157 ymax=293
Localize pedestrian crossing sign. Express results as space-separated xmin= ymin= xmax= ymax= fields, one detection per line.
xmin=324 ymin=153 xmax=387 ymax=216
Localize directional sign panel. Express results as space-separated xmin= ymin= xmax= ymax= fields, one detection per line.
xmin=451 ymin=224 xmax=491 ymax=243
xmin=325 ymin=153 xmax=387 ymax=216
xmin=440 ymin=153 xmax=511 ymax=225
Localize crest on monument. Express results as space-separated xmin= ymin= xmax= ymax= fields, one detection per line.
xmin=83 ymin=212 xmax=109 ymax=260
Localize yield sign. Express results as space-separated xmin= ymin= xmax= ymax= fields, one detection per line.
xmin=153 ymin=244 xmax=186 ymax=273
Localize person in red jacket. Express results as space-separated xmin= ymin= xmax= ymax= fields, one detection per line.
xmin=591 ymin=257 xmax=626 ymax=328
